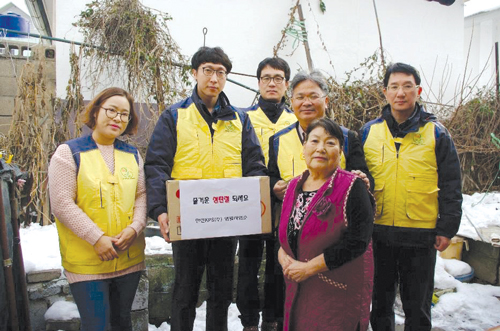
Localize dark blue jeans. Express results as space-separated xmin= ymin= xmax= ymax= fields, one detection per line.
xmin=69 ymin=271 xmax=142 ymax=331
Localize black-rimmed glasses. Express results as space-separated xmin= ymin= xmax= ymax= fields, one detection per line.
xmin=103 ymin=108 xmax=131 ymax=122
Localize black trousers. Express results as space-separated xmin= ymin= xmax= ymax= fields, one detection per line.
xmin=370 ymin=240 xmax=436 ymax=331
xmin=171 ymin=238 xmax=236 ymax=331
xmin=236 ymin=235 xmax=284 ymax=327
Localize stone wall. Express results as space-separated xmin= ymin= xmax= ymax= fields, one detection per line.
xmin=25 ymin=248 xmax=265 ymax=330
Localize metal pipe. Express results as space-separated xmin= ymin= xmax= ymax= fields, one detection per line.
xmin=0 ymin=29 xmax=258 ymax=93
xmin=9 ymin=179 xmax=31 ymax=330
xmin=0 ymin=181 xmax=19 ymax=331
xmin=0 ymin=28 xmax=88 ymax=47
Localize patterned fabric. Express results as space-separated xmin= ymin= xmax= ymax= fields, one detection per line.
xmin=279 ymin=169 xmax=374 ymax=331
xmin=287 ymin=190 xmax=317 ymax=258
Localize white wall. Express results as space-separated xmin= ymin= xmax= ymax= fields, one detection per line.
xmin=55 ymin=0 xmax=464 ymax=108
xmin=464 ymin=7 xmax=500 ymax=93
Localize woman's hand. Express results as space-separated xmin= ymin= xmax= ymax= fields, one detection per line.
xmin=351 ymin=170 xmax=370 ymax=190
xmin=279 ymin=248 xmax=311 ymax=283
xmin=283 ymin=258 xmax=312 ymax=283
xmin=93 ymin=235 xmax=119 ymax=261
xmin=278 ymin=247 xmax=292 ymax=270
xmin=280 ymin=251 xmax=329 ymax=283
xmin=113 ymin=227 xmax=137 ymax=251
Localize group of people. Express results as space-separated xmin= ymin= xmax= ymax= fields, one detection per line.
xmin=48 ymin=46 xmax=462 ymax=331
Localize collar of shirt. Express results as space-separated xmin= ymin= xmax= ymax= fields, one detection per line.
xmin=297 ymin=123 xmax=306 ymax=143
xmin=258 ymin=96 xmax=286 ymax=124
xmin=386 ymin=106 xmax=419 ymax=137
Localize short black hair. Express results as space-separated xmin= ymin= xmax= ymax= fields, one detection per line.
xmin=256 ymin=57 xmax=291 ymax=81
xmin=383 ymin=62 xmax=421 ymax=87
xmin=191 ymin=47 xmax=232 ymax=73
xmin=305 ymin=118 xmax=344 ymax=150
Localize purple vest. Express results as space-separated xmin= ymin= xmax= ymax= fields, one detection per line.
xmin=279 ymin=168 xmax=373 ymax=331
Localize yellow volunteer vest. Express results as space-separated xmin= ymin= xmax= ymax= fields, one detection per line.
xmin=363 ymin=120 xmax=439 ymax=229
xmin=56 ymin=137 xmax=145 ymax=274
xmin=276 ymin=125 xmax=347 ymax=181
xmin=247 ymin=106 xmax=296 ymax=166
xmin=171 ymin=103 xmax=243 ymax=179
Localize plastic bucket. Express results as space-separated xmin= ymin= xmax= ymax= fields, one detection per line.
xmin=439 ymin=236 xmax=466 ymax=260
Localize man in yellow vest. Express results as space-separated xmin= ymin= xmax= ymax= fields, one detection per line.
xmin=267 ymin=70 xmax=373 ymax=330
xmin=237 ymin=57 xmax=296 ymax=331
xmin=268 ymin=70 xmax=373 ymax=197
xmin=361 ymin=63 xmax=462 ymax=331
xmin=145 ymin=47 xmax=267 ymax=331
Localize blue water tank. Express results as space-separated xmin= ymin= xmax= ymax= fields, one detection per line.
xmin=0 ymin=12 xmax=29 ymax=38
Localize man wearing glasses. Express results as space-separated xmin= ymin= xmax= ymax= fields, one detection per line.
xmin=267 ymin=70 xmax=373 ymax=329
xmin=237 ymin=57 xmax=296 ymax=331
xmin=360 ymin=63 xmax=462 ymax=331
xmin=145 ymin=47 xmax=266 ymax=331
xmin=269 ymin=70 xmax=373 ymax=199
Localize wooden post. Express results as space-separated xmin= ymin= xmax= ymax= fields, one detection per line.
xmin=495 ymin=42 xmax=499 ymax=101
xmin=297 ymin=3 xmax=314 ymax=71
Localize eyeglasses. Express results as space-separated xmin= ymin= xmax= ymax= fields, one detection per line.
xmin=386 ymin=84 xmax=420 ymax=93
xmin=292 ymin=94 xmax=327 ymax=103
xmin=202 ymin=67 xmax=227 ymax=79
xmin=102 ymin=108 xmax=131 ymax=122
xmin=260 ymin=76 xmax=285 ymax=85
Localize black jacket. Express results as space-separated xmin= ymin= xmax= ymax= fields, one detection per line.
xmin=145 ymin=88 xmax=267 ymax=221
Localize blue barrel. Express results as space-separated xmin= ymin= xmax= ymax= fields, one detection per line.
xmin=0 ymin=12 xmax=29 ymax=38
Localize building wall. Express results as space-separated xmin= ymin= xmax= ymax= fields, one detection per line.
xmin=464 ymin=7 xmax=500 ymax=92
xmin=0 ymin=42 xmax=56 ymax=134
xmin=54 ymin=0 xmax=464 ymax=108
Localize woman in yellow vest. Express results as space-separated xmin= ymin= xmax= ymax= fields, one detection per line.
xmin=48 ymin=87 xmax=146 ymax=331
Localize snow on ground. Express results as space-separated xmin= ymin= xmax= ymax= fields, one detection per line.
xmin=20 ymin=222 xmax=63 ymax=273
xmin=145 ymin=235 xmax=172 ymax=255
xmin=19 ymin=192 xmax=500 ymax=330
xmin=458 ymin=192 xmax=500 ymax=241
xmin=44 ymin=300 xmax=79 ymax=321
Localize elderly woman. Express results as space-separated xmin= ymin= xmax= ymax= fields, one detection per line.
xmin=49 ymin=87 xmax=146 ymax=331
xmin=278 ymin=118 xmax=374 ymax=331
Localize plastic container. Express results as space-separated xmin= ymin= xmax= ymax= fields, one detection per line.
xmin=0 ymin=12 xmax=28 ymax=38
xmin=454 ymin=267 xmax=475 ymax=283
xmin=439 ymin=236 xmax=467 ymax=260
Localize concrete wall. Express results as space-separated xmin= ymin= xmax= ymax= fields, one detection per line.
xmin=53 ymin=0 xmax=464 ymax=108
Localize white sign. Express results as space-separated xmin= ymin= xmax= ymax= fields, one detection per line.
xmin=178 ymin=177 xmax=262 ymax=239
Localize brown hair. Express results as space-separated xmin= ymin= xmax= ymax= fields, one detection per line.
xmin=82 ymin=87 xmax=138 ymax=135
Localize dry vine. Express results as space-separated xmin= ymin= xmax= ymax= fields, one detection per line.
xmin=273 ymin=0 xmax=301 ymax=57
xmin=443 ymin=90 xmax=500 ymax=193
xmin=325 ymin=52 xmax=386 ymax=132
xmin=74 ymin=0 xmax=190 ymax=149
xmin=5 ymin=45 xmax=57 ymax=224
